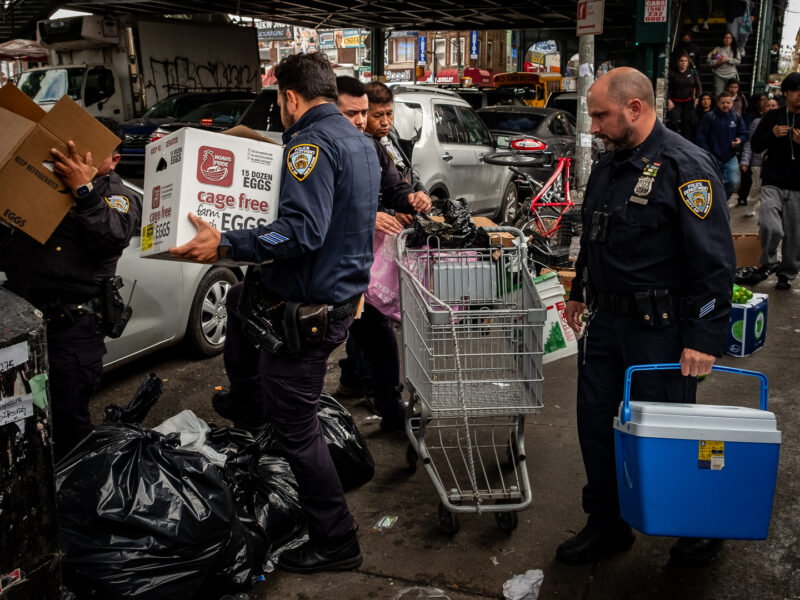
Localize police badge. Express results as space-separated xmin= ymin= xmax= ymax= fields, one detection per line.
xmin=287 ymin=144 xmax=319 ymax=182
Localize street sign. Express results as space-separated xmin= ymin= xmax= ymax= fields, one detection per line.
xmin=418 ymin=35 xmax=427 ymax=65
xmin=576 ymin=0 xmax=604 ymax=36
xmin=470 ymin=30 xmax=479 ymax=59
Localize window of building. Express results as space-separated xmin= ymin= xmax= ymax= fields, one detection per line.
xmin=450 ymin=37 xmax=465 ymax=66
xmin=393 ymin=38 xmax=415 ymax=63
xmin=434 ymin=38 xmax=446 ymax=68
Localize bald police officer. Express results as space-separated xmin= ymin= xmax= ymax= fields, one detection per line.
xmin=171 ymin=53 xmax=380 ymax=574
xmin=558 ymin=68 xmax=735 ymax=567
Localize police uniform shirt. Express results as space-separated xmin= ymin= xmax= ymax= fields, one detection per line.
xmin=571 ymin=119 xmax=736 ymax=356
xmin=0 ymin=170 xmax=139 ymax=306
xmin=224 ymin=103 xmax=381 ymax=305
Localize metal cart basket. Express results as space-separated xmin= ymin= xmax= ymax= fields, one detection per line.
xmin=396 ymin=227 xmax=545 ymax=534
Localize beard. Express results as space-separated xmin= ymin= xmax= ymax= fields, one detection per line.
xmin=599 ymin=114 xmax=637 ymax=152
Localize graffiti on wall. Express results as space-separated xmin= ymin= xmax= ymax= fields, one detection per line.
xmin=146 ymin=57 xmax=260 ymax=100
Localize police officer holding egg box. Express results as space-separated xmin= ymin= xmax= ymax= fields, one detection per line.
xmin=170 ymin=52 xmax=380 ymax=574
xmin=0 ymin=117 xmax=138 ymax=462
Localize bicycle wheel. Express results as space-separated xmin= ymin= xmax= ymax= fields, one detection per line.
xmin=533 ymin=205 xmax=562 ymax=239
xmin=482 ymin=151 xmax=547 ymax=167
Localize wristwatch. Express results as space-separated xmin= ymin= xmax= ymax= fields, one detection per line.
xmin=218 ymin=233 xmax=233 ymax=261
xmin=74 ymin=182 xmax=93 ymax=199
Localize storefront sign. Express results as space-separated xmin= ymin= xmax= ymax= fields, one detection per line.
xmin=470 ymin=30 xmax=479 ymax=60
xmin=644 ymin=0 xmax=668 ymax=22
xmin=257 ymin=24 xmax=293 ymax=41
xmin=386 ymin=69 xmax=412 ymax=82
xmin=319 ymin=31 xmax=335 ymax=49
xmin=418 ymin=36 xmax=427 ymax=65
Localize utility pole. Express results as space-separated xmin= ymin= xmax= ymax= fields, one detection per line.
xmin=575 ymin=33 xmax=594 ymax=194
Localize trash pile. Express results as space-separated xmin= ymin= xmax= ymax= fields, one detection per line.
xmin=56 ymin=377 xmax=374 ymax=599
xmin=408 ymin=198 xmax=491 ymax=249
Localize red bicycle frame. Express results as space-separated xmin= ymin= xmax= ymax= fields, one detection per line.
xmin=525 ymin=156 xmax=574 ymax=239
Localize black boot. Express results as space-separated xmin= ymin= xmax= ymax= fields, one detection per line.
xmin=212 ymin=389 xmax=267 ymax=436
xmin=669 ymin=538 xmax=724 ymax=566
xmin=278 ymin=529 xmax=363 ymax=573
xmin=556 ymin=514 xmax=635 ymax=565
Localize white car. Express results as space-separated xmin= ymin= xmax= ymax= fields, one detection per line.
xmin=104 ymin=180 xmax=243 ymax=369
xmin=390 ymin=86 xmax=513 ymax=217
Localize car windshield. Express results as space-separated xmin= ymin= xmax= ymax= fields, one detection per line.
xmin=142 ymin=96 xmax=183 ymax=118
xmin=483 ymin=90 xmax=527 ymax=106
xmin=478 ymin=111 xmax=545 ymax=133
xmin=18 ymin=67 xmax=85 ymax=102
xmin=177 ymin=100 xmax=253 ymax=125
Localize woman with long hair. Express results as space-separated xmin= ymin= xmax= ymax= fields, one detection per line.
xmin=694 ymin=92 xmax=716 ymax=141
xmin=708 ymin=32 xmax=741 ymax=95
xmin=666 ymin=52 xmax=703 ymax=140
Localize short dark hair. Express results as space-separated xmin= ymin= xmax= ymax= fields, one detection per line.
xmin=365 ymin=81 xmax=393 ymax=105
xmin=718 ymin=90 xmax=734 ymax=100
xmin=782 ymin=72 xmax=800 ymax=93
xmin=336 ymin=76 xmax=366 ymax=99
xmin=274 ymin=52 xmax=337 ymax=102
xmin=725 ymin=78 xmax=740 ymax=88
xmin=95 ymin=116 xmax=123 ymax=154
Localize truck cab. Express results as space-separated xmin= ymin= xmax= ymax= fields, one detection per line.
xmin=17 ymin=63 xmax=123 ymax=118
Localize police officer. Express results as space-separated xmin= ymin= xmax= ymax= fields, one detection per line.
xmin=558 ymin=68 xmax=735 ymax=566
xmin=334 ymin=76 xmax=431 ymax=431
xmin=0 ymin=119 xmax=138 ymax=462
xmin=170 ymin=52 xmax=380 ymax=574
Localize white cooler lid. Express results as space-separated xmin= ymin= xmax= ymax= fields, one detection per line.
xmin=614 ymin=401 xmax=781 ymax=443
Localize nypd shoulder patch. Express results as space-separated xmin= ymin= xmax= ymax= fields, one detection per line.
xmin=287 ymin=144 xmax=319 ymax=182
xmin=678 ymin=179 xmax=712 ymax=219
xmin=105 ymin=194 xmax=130 ymax=214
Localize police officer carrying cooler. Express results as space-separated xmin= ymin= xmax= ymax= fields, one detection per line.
xmin=558 ymin=68 xmax=735 ymax=567
xmin=0 ymin=118 xmax=138 ymax=462
xmin=170 ymin=52 xmax=380 ymax=573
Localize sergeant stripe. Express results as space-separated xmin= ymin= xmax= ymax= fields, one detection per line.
xmin=698 ymin=299 xmax=716 ymax=318
xmin=259 ymin=231 xmax=289 ymax=245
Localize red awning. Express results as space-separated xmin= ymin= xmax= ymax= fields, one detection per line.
xmin=463 ymin=67 xmax=493 ymax=85
xmin=434 ymin=68 xmax=458 ymax=83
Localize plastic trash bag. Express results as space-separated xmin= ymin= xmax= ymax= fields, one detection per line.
xmin=56 ymin=424 xmax=259 ymax=600
xmin=503 ymin=569 xmax=544 ymax=600
xmin=408 ymin=198 xmax=490 ymax=249
xmin=103 ymin=373 xmax=163 ymax=424
xmin=260 ymin=394 xmax=375 ymax=491
xmin=206 ymin=426 xmax=306 ymax=556
xmin=154 ymin=409 xmax=228 ymax=467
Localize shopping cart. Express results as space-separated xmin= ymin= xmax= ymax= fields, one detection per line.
xmin=396 ymin=227 xmax=546 ymax=534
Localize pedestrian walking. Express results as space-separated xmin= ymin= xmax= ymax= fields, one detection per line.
xmin=558 ymin=67 xmax=735 ymax=567
xmin=743 ymin=73 xmax=800 ymax=291
xmin=708 ymin=33 xmax=742 ymax=95
xmin=666 ymin=52 xmax=702 ymax=141
xmin=171 ymin=52 xmax=380 ymax=573
xmin=737 ymin=95 xmax=775 ymax=215
xmin=696 ymin=91 xmax=748 ymax=200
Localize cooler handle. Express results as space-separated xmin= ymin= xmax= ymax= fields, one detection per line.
xmin=621 ymin=363 xmax=769 ymax=424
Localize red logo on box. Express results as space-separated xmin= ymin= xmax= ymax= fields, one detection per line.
xmin=151 ymin=186 xmax=161 ymax=209
xmin=197 ymin=146 xmax=234 ymax=187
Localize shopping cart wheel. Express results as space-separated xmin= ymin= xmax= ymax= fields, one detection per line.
xmin=495 ymin=511 xmax=519 ymax=534
xmin=405 ymin=443 xmax=418 ymax=472
xmin=437 ymin=502 xmax=460 ymax=535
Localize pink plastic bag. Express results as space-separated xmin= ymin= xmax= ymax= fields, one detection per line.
xmin=364 ymin=231 xmax=401 ymax=322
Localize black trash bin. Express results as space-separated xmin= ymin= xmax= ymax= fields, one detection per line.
xmin=0 ymin=288 xmax=60 ymax=599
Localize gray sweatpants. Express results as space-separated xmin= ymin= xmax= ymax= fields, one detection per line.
xmin=758 ymin=185 xmax=800 ymax=280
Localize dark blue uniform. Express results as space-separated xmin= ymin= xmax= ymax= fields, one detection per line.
xmin=222 ymin=103 xmax=380 ymax=542
xmin=0 ymin=170 xmax=138 ymax=461
xmin=570 ymin=119 xmax=735 ymax=518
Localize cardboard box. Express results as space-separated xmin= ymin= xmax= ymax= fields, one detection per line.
xmin=555 ymin=268 xmax=576 ymax=297
xmin=0 ymin=84 xmax=120 ymax=243
xmin=732 ymin=233 xmax=761 ymax=268
xmin=726 ymin=292 xmax=768 ymax=357
xmin=534 ymin=271 xmax=578 ymax=363
xmin=141 ymin=125 xmax=282 ymax=260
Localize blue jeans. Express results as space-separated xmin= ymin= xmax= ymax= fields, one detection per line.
xmin=716 ymin=156 xmax=740 ymax=198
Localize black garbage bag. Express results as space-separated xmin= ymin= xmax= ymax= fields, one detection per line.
xmin=56 ymin=424 xmax=259 ymax=600
xmin=407 ymin=198 xmax=490 ymax=249
xmin=206 ymin=426 xmax=306 ymax=556
xmin=260 ymin=394 xmax=374 ymax=492
xmin=103 ymin=373 xmax=163 ymax=424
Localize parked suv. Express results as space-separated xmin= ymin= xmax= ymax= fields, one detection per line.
xmin=391 ymin=86 xmax=513 ymax=216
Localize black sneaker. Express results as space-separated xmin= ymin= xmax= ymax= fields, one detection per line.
xmin=669 ymin=537 xmax=724 ymax=566
xmin=556 ymin=515 xmax=635 ymax=565
xmin=277 ymin=529 xmax=363 ymax=573
xmin=776 ymin=275 xmax=792 ymax=291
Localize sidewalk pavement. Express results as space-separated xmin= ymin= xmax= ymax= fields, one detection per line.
xmin=250 ymin=203 xmax=800 ymax=599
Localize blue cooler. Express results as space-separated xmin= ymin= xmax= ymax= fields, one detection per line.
xmin=614 ymin=364 xmax=780 ymax=539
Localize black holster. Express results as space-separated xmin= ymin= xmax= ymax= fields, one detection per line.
xmin=634 ymin=289 xmax=674 ymax=328
xmin=103 ymin=276 xmax=132 ymax=339
xmin=283 ymin=301 xmax=328 ymax=354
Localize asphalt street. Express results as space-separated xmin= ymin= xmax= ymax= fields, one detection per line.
xmin=91 ymin=205 xmax=800 ymax=600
